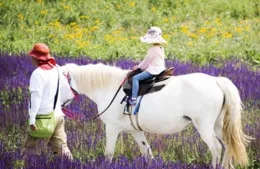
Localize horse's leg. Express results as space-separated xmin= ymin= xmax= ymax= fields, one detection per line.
xmin=214 ymin=117 xmax=234 ymax=169
xmin=104 ymin=125 xmax=120 ymax=162
xmin=194 ymin=119 xmax=222 ymax=168
xmin=131 ymin=131 xmax=154 ymax=159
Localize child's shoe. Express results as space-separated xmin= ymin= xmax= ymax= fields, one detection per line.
xmin=129 ymin=97 xmax=137 ymax=106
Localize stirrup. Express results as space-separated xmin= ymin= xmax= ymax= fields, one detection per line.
xmin=123 ymin=105 xmax=132 ymax=115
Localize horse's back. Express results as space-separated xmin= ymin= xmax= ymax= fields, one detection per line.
xmin=171 ymin=73 xmax=224 ymax=120
xmin=137 ymin=73 xmax=224 ymax=134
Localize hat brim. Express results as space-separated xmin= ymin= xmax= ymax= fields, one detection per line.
xmin=140 ymin=36 xmax=167 ymax=44
xmin=29 ymin=50 xmax=52 ymax=61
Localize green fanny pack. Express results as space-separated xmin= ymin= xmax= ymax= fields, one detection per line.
xmin=28 ymin=111 xmax=56 ymax=138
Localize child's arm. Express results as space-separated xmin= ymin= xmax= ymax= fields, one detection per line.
xmin=138 ymin=49 xmax=154 ymax=70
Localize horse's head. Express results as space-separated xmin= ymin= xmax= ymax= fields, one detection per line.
xmin=60 ymin=63 xmax=80 ymax=96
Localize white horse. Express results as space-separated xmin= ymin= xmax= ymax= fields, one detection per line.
xmin=61 ymin=63 xmax=251 ymax=169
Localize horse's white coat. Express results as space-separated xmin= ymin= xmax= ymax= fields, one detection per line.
xmin=61 ymin=63 xmax=250 ymax=169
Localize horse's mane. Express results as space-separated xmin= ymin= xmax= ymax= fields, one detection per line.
xmin=69 ymin=63 xmax=128 ymax=93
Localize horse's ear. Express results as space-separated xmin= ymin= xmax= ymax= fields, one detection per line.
xmin=59 ymin=65 xmax=65 ymax=72
xmin=60 ymin=65 xmax=70 ymax=75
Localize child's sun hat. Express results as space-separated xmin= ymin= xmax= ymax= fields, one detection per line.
xmin=140 ymin=26 xmax=167 ymax=44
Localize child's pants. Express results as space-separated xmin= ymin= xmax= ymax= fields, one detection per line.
xmin=132 ymin=71 xmax=153 ymax=98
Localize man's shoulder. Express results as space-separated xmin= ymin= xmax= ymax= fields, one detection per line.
xmin=31 ymin=67 xmax=42 ymax=76
xmin=31 ymin=68 xmax=48 ymax=80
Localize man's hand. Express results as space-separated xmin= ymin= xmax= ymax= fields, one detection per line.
xmin=30 ymin=124 xmax=37 ymax=131
xmin=132 ymin=65 xmax=138 ymax=70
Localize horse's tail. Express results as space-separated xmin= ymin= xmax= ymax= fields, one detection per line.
xmin=217 ymin=77 xmax=251 ymax=166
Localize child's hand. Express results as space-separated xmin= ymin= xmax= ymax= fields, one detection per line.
xmin=132 ymin=65 xmax=138 ymax=70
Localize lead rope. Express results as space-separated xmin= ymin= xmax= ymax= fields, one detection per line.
xmin=86 ymin=77 xmax=127 ymax=121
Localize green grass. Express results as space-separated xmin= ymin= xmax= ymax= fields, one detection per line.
xmin=0 ymin=0 xmax=260 ymax=64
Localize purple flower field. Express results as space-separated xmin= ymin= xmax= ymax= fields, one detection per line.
xmin=0 ymin=53 xmax=259 ymax=169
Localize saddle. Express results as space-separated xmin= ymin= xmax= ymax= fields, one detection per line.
xmin=123 ymin=67 xmax=174 ymax=96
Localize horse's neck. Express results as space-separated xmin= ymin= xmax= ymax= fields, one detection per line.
xmin=75 ymin=65 xmax=127 ymax=106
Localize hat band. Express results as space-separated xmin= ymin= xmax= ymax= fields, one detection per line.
xmin=30 ymin=49 xmax=49 ymax=56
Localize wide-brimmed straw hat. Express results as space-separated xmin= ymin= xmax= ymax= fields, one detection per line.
xmin=140 ymin=26 xmax=167 ymax=44
xmin=29 ymin=43 xmax=52 ymax=61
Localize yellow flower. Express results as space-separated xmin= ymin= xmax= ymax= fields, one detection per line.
xmin=112 ymin=30 xmax=121 ymax=35
xmin=82 ymin=28 xmax=89 ymax=33
xmin=37 ymin=0 xmax=43 ymax=4
xmin=130 ymin=2 xmax=135 ymax=7
xmin=54 ymin=39 xmax=59 ymax=44
xmin=18 ymin=14 xmax=24 ymax=21
xmin=120 ymin=37 xmax=128 ymax=41
xmin=235 ymin=27 xmax=243 ymax=33
xmin=216 ymin=40 xmax=220 ymax=44
xmin=41 ymin=10 xmax=47 ymax=15
xmin=70 ymin=22 xmax=76 ymax=26
xmin=188 ymin=33 xmax=198 ymax=39
xmin=172 ymin=16 xmax=176 ymax=20
xmin=215 ymin=18 xmax=222 ymax=26
xmin=54 ymin=21 xmax=61 ymax=27
xmin=210 ymin=28 xmax=217 ymax=33
xmin=95 ymin=20 xmax=100 ymax=24
xmin=34 ymin=21 xmax=39 ymax=25
xmin=104 ymin=34 xmax=112 ymax=41
xmin=151 ymin=7 xmax=156 ymax=12
xmin=163 ymin=18 xmax=168 ymax=23
xmin=80 ymin=15 xmax=89 ymax=19
xmin=74 ymin=31 xmax=83 ymax=39
xmin=244 ymin=25 xmax=250 ymax=31
xmin=187 ymin=41 xmax=193 ymax=46
xmin=130 ymin=36 xmax=138 ymax=40
xmin=91 ymin=26 xmax=99 ymax=31
xmin=181 ymin=26 xmax=189 ymax=34
xmin=76 ymin=40 xmax=88 ymax=48
xmin=64 ymin=35 xmax=74 ymax=40
xmin=63 ymin=5 xmax=70 ymax=10
xmin=198 ymin=27 xmax=206 ymax=34
xmin=163 ymin=34 xmax=169 ymax=39
xmin=222 ymin=32 xmax=232 ymax=38
xmin=215 ymin=18 xmax=221 ymax=23
xmin=116 ymin=4 xmax=121 ymax=9
xmin=104 ymin=34 xmax=115 ymax=44
xmin=0 ymin=2 xmax=3 ymax=6
xmin=206 ymin=32 xmax=215 ymax=38
xmin=48 ymin=34 xmax=55 ymax=39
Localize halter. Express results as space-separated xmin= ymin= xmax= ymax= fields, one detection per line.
xmin=66 ymin=72 xmax=79 ymax=101
xmin=61 ymin=72 xmax=83 ymax=120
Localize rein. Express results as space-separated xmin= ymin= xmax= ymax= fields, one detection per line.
xmin=86 ymin=77 xmax=127 ymax=121
xmin=64 ymin=72 xmax=127 ymax=121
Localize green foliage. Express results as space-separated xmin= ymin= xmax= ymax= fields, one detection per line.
xmin=0 ymin=0 xmax=260 ymax=64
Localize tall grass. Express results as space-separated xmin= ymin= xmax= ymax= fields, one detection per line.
xmin=0 ymin=0 xmax=260 ymax=64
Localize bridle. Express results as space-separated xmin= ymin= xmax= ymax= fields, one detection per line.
xmin=62 ymin=72 xmax=127 ymax=121
xmin=61 ymin=72 xmax=82 ymax=121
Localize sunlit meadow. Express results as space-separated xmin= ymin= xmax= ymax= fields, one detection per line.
xmin=0 ymin=0 xmax=260 ymax=168
xmin=0 ymin=0 xmax=260 ymax=64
